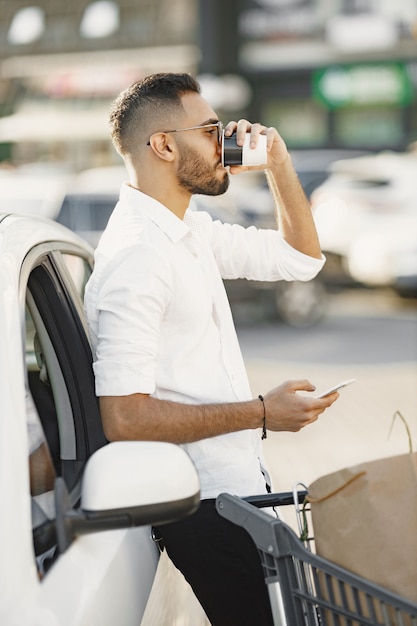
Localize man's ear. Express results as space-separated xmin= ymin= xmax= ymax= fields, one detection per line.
xmin=148 ymin=133 xmax=176 ymax=162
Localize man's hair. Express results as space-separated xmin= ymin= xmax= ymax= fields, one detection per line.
xmin=109 ymin=72 xmax=201 ymax=155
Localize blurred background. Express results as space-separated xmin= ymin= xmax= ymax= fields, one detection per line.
xmin=1 ymin=0 xmax=416 ymax=164
xmin=0 ymin=0 xmax=417 ymax=326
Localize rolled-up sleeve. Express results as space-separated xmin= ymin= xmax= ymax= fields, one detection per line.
xmin=195 ymin=212 xmax=325 ymax=282
xmin=92 ymin=246 xmax=172 ymax=397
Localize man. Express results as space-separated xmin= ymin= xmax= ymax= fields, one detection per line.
xmin=84 ymin=72 xmax=338 ymax=626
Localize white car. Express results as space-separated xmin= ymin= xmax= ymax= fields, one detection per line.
xmin=311 ymin=146 xmax=417 ymax=295
xmin=0 ymin=211 xmax=200 ymax=626
xmin=347 ymin=213 xmax=417 ymax=295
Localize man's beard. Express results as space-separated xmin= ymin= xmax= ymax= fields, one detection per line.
xmin=176 ymin=145 xmax=229 ymax=196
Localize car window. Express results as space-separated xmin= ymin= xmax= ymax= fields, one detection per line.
xmin=57 ymin=195 xmax=114 ymax=232
xmin=23 ymin=247 xmax=106 ymax=576
xmin=26 ymin=385 xmax=56 ymax=499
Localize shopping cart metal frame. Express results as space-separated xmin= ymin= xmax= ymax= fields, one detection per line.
xmin=216 ymin=492 xmax=417 ymax=626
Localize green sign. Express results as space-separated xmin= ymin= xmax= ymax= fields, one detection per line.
xmin=313 ymin=63 xmax=413 ymax=108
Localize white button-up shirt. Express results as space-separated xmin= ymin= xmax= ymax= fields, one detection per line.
xmin=84 ymin=183 xmax=325 ymax=499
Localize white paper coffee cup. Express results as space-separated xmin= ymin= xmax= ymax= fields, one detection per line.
xmin=222 ymin=132 xmax=268 ymax=167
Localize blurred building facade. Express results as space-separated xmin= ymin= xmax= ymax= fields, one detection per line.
xmin=200 ymin=0 xmax=417 ymax=152
xmin=0 ymin=0 xmax=416 ymax=169
xmin=0 ymin=0 xmax=199 ymax=168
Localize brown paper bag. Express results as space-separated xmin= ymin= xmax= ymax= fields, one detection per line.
xmin=307 ymin=452 xmax=417 ymax=604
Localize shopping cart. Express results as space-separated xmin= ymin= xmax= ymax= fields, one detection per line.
xmin=216 ymin=491 xmax=417 ymax=626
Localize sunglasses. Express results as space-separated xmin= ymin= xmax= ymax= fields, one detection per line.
xmin=146 ymin=121 xmax=223 ymax=146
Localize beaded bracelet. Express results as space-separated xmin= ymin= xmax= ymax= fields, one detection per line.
xmin=258 ymin=394 xmax=267 ymax=440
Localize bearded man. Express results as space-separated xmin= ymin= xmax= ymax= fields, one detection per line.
xmin=84 ymin=72 xmax=338 ymax=626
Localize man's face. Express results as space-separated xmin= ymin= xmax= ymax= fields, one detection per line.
xmin=174 ymin=93 xmax=229 ymax=197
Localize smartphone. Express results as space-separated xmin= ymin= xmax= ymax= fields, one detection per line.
xmin=316 ymin=378 xmax=356 ymax=398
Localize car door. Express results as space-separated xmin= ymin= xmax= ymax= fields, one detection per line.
xmin=5 ymin=234 xmax=158 ymax=625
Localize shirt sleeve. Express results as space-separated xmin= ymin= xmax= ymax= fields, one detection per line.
xmin=190 ymin=211 xmax=325 ymax=282
xmin=92 ymin=245 xmax=173 ymax=397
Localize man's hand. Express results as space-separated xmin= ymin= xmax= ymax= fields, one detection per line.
xmin=224 ymin=119 xmax=288 ymax=173
xmin=262 ymin=379 xmax=339 ymax=432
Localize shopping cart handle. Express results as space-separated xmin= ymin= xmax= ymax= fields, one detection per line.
xmin=216 ymin=493 xmax=294 ymax=556
xmin=243 ymin=490 xmax=308 ymax=509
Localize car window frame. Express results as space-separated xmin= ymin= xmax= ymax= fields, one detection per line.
xmin=20 ymin=240 xmax=107 ymax=485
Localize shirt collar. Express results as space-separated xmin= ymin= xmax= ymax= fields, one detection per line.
xmin=120 ymin=182 xmax=190 ymax=243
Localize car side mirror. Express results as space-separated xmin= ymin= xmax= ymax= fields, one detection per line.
xmin=55 ymin=441 xmax=200 ymax=553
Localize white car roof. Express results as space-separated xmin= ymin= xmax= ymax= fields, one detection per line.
xmin=0 ymin=212 xmax=93 ymax=262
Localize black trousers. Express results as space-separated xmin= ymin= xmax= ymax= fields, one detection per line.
xmin=154 ymin=499 xmax=274 ymax=626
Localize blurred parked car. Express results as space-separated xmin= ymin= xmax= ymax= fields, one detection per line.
xmin=0 ymin=162 xmax=71 ymax=217
xmin=347 ymin=214 xmax=417 ymax=296
xmin=311 ymin=145 xmax=417 ymax=296
xmin=291 ymin=149 xmax=371 ymax=200
xmin=0 ymin=211 xmax=200 ymax=625
xmin=55 ymin=165 xmax=128 ymax=247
